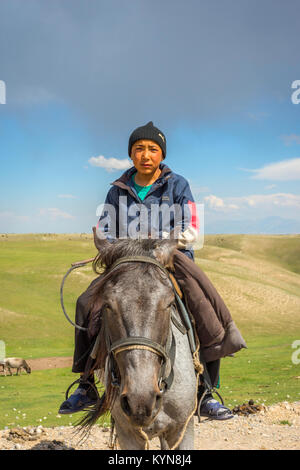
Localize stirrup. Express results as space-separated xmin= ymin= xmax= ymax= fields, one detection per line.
xmin=65 ymin=377 xmax=100 ymax=402
xmin=197 ymin=387 xmax=224 ymax=422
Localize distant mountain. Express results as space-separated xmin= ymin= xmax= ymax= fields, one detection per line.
xmin=204 ymin=216 xmax=300 ymax=234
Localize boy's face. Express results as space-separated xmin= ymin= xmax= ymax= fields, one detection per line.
xmin=130 ymin=139 xmax=163 ymax=175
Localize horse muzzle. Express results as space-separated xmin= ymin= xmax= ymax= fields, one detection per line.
xmin=120 ymin=385 xmax=163 ymax=427
xmin=108 ymin=334 xmax=173 ymax=426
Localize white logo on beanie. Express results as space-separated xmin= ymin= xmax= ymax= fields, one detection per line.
xmin=158 ymin=133 xmax=165 ymax=142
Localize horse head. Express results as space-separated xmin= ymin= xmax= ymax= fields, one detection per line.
xmin=90 ymin=228 xmax=178 ymax=428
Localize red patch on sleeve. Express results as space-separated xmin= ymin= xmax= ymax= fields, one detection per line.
xmin=188 ymin=200 xmax=199 ymax=231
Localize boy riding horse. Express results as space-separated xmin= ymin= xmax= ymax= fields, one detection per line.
xmin=59 ymin=121 xmax=246 ymax=420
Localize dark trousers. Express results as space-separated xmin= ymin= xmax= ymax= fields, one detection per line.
xmin=72 ymin=277 xmax=100 ymax=373
xmin=172 ymin=250 xmax=232 ymax=349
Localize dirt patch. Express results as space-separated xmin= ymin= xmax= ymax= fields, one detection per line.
xmin=1 ymin=402 xmax=299 ymax=450
xmin=2 ymin=357 xmax=299 ymax=449
xmin=26 ymin=357 xmax=73 ymax=371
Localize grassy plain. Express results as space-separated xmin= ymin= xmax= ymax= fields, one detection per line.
xmin=0 ymin=233 xmax=299 ymax=429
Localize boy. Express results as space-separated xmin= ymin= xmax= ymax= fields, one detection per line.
xmin=59 ymin=122 xmax=246 ymax=420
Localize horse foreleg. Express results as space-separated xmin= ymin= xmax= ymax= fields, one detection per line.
xmin=159 ymin=435 xmax=170 ymax=450
xmin=171 ymin=418 xmax=194 ymax=450
xmin=113 ymin=420 xmax=149 ymax=450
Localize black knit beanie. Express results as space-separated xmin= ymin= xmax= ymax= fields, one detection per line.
xmin=128 ymin=121 xmax=166 ymax=159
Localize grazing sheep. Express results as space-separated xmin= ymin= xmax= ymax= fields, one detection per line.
xmin=3 ymin=358 xmax=31 ymax=376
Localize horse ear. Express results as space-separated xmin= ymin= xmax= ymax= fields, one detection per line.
xmin=92 ymin=226 xmax=110 ymax=252
xmin=153 ymin=239 xmax=178 ymax=270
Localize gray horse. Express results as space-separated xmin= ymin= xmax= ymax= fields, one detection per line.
xmin=79 ymin=233 xmax=200 ymax=450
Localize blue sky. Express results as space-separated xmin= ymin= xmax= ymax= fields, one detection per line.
xmin=0 ymin=0 xmax=300 ymax=234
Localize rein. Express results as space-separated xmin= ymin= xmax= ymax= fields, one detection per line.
xmin=60 ymin=257 xmax=95 ymax=331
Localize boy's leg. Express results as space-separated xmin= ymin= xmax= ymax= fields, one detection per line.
xmin=72 ymin=284 xmax=97 ymax=373
xmin=59 ymin=277 xmax=101 ymax=414
xmin=197 ymin=358 xmax=220 ymax=398
xmin=172 ymin=251 xmax=236 ymax=420
xmin=197 ymin=359 xmax=233 ymax=420
xmin=173 ymin=250 xmax=232 ymax=328
xmin=173 ymin=250 xmax=226 ymax=356
xmin=173 ymin=249 xmax=246 ymax=362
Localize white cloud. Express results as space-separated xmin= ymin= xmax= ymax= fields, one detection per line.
xmin=38 ymin=208 xmax=75 ymax=219
xmin=58 ymin=194 xmax=77 ymax=199
xmin=204 ymin=192 xmax=300 ymax=216
xmin=0 ymin=211 xmax=14 ymax=218
xmin=88 ymin=155 xmax=132 ymax=172
xmin=247 ymin=111 xmax=270 ymax=121
xmin=224 ymin=193 xmax=300 ymax=211
xmin=13 ymin=86 xmax=56 ymax=106
xmin=190 ymin=184 xmax=210 ymax=195
xmin=281 ymin=134 xmax=300 ymax=146
xmin=204 ymin=195 xmax=239 ymax=211
xmin=249 ymin=158 xmax=300 ymax=181
xmin=0 ymin=212 xmax=30 ymax=222
xmin=241 ymin=193 xmax=300 ymax=208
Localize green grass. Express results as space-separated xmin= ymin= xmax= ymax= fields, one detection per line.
xmin=219 ymin=335 xmax=300 ymax=407
xmin=201 ymin=234 xmax=300 ymax=274
xmin=0 ymin=368 xmax=108 ymax=430
xmin=0 ymin=234 xmax=97 ymax=358
xmin=0 ymin=233 xmax=300 ymax=429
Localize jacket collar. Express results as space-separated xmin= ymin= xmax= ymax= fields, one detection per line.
xmin=111 ymin=163 xmax=172 ymax=191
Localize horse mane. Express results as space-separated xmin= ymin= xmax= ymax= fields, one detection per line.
xmin=93 ymin=238 xmax=159 ymax=270
xmin=88 ymin=238 xmax=173 ymax=320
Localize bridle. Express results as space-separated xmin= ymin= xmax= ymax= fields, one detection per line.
xmin=96 ymin=255 xmax=178 ymax=392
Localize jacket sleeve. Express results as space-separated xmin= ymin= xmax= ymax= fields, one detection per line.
xmin=96 ymin=186 xmax=119 ymax=241
xmin=173 ymin=178 xmax=199 ymax=248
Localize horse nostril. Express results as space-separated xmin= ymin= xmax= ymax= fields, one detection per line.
xmin=120 ymin=395 xmax=132 ymax=417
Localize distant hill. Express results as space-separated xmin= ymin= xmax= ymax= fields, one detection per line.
xmin=195 ymin=234 xmax=300 ymax=337
xmin=200 ymin=233 xmax=300 ymax=274
xmin=205 ymin=216 xmax=300 ymax=235
xmin=0 ymin=233 xmax=299 ymax=357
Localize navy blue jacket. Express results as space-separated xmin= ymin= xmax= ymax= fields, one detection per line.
xmin=97 ymin=163 xmax=197 ymax=259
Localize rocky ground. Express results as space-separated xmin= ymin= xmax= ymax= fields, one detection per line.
xmin=1 ymin=401 xmax=299 ymax=450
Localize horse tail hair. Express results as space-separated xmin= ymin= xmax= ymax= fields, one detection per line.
xmin=75 ymin=382 xmax=118 ymax=434
xmin=76 ymin=392 xmax=108 ymax=431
